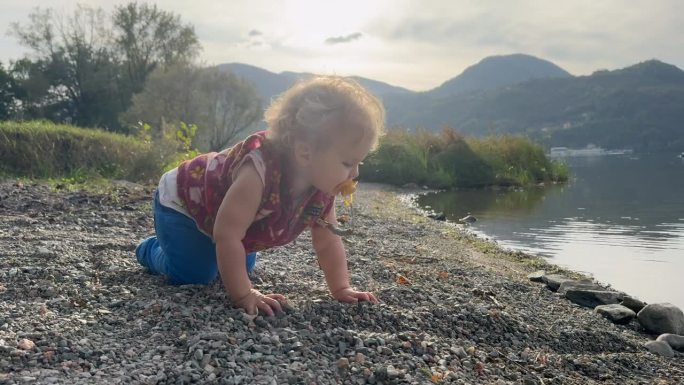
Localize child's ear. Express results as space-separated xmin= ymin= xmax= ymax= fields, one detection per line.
xmin=294 ymin=140 xmax=313 ymax=165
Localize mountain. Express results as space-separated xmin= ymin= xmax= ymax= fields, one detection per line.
xmin=428 ymin=54 xmax=572 ymax=97
xmin=217 ymin=63 xmax=297 ymax=104
xmin=218 ymin=63 xmax=412 ymax=106
xmin=384 ymin=60 xmax=684 ymax=152
xmin=220 ymin=56 xmax=684 ymax=153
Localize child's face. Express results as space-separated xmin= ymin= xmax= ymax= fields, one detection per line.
xmin=305 ymin=130 xmax=373 ymax=195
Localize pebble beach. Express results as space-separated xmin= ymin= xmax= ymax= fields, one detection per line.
xmin=1 ymin=180 xmax=682 ymax=384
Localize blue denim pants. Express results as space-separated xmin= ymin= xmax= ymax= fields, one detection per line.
xmin=135 ymin=190 xmax=257 ymax=285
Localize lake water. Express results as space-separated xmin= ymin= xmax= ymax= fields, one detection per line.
xmin=417 ymin=154 xmax=684 ymax=310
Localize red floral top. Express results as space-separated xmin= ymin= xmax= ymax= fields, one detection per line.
xmin=176 ymin=131 xmax=335 ymax=252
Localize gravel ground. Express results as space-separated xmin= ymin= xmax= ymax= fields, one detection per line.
xmin=1 ymin=180 xmax=682 ymax=385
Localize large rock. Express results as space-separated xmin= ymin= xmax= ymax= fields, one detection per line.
xmin=644 ymin=340 xmax=674 ymax=358
xmin=656 ymin=333 xmax=684 ymax=351
xmin=594 ymin=304 xmax=636 ymax=325
xmin=527 ymin=270 xmax=545 ymax=283
xmin=541 ymin=274 xmax=574 ymax=292
xmin=564 ymin=289 xmax=621 ymax=308
xmin=637 ymin=303 xmax=684 ymax=335
xmin=620 ymin=296 xmax=647 ymax=313
xmin=557 ymin=280 xmax=604 ymax=295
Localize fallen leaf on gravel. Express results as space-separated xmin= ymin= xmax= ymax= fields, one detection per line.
xmin=437 ymin=271 xmax=449 ymax=279
xmin=430 ymin=372 xmax=443 ymax=383
xmin=396 ymin=275 xmax=411 ymax=285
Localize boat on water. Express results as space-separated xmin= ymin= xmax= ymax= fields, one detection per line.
xmin=548 ymin=145 xmax=633 ymax=158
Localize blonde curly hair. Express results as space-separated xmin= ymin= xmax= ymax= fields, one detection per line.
xmin=264 ymin=76 xmax=385 ymax=152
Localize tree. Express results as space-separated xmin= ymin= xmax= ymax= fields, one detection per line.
xmin=121 ymin=64 xmax=261 ymax=151
xmin=112 ymin=2 xmax=201 ymax=94
xmin=8 ymin=3 xmax=201 ymax=131
xmin=6 ymin=58 xmax=56 ymax=121
xmin=0 ymin=62 xmax=18 ymax=119
xmin=9 ymin=6 xmax=124 ymax=129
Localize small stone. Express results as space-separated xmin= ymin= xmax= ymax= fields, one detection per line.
xmin=337 ymin=357 xmax=350 ymax=370
xmin=386 ymin=365 xmax=400 ymax=378
xmin=521 ymin=348 xmax=531 ymax=361
xmin=194 ymin=349 xmax=203 ymax=361
xmin=37 ymin=246 xmax=52 ymax=256
xmin=17 ymin=339 xmax=35 ymax=350
xmin=453 ymin=347 xmax=468 ymax=359
xmin=355 ymin=352 xmax=365 ymax=364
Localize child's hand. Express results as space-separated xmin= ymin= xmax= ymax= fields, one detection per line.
xmin=233 ymin=289 xmax=287 ymax=316
xmin=331 ymin=287 xmax=378 ymax=303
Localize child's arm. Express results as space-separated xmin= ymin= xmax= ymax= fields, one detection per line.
xmin=311 ymin=204 xmax=378 ymax=303
xmin=213 ymin=161 xmax=285 ymax=316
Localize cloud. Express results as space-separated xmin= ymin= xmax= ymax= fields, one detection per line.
xmin=248 ymin=29 xmax=262 ymax=37
xmin=324 ymin=32 xmax=363 ymax=45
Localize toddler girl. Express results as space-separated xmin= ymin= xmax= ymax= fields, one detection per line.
xmin=135 ymin=76 xmax=385 ymax=316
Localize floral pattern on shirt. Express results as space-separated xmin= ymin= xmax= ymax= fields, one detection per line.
xmin=176 ymin=131 xmax=335 ymax=253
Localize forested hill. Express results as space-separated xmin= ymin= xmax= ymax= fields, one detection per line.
xmin=219 ymin=56 xmax=684 ymax=153
xmin=382 ymin=60 xmax=684 ymax=152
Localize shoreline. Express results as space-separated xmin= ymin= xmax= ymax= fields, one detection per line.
xmin=0 ymin=180 xmax=682 ymax=384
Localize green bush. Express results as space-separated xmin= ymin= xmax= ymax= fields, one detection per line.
xmin=0 ymin=120 xmax=175 ymax=182
xmin=361 ymin=127 xmax=568 ymax=188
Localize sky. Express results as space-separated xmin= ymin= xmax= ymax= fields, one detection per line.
xmin=1 ymin=0 xmax=683 ymax=91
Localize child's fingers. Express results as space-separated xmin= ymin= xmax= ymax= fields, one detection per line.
xmin=367 ymin=292 xmax=379 ymax=303
xmin=261 ymin=295 xmax=283 ymax=314
xmin=257 ymin=300 xmax=275 ymax=317
xmin=355 ymin=291 xmax=378 ymax=303
xmin=245 ymin=303 xmax=258 ymax=316
xmin=266 ymin=293 xmax=287 ymax=303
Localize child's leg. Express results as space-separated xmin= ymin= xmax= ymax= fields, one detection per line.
xmin=136 ymin=191 xmax=258 ymax=285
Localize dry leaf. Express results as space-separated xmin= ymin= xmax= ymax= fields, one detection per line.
xmin=437 ymin=271 xmax=449 ymax=279
xmin=396 ymin=275 xmax=411 ymax=285
xmin=430 ymin=373 xmax=443 ymax=383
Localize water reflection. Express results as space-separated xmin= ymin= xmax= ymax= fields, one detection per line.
xmin=417 ymin=154 xmax=684 ymax=308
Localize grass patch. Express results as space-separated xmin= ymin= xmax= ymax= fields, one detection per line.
xmin=0 ymin=120 xmax=179 ymax=183
xmin=361 ymin=127 xmax=569 ymax=189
